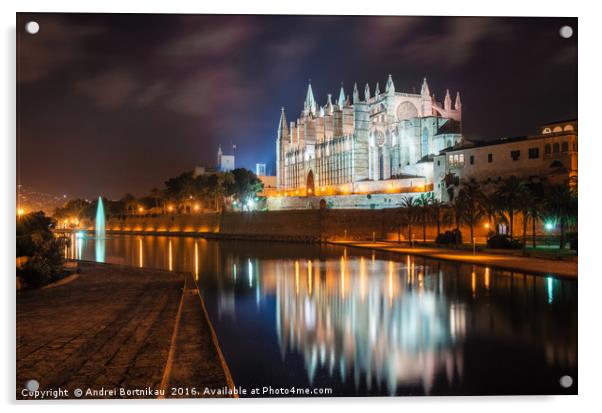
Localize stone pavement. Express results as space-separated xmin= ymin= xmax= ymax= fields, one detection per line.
xmin=330 ymin=241 xmax=577 ymax=278
xmin=16 ymin=262 xmax=232 ymax=399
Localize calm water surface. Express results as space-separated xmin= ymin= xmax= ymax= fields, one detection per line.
xmin=66 ymin=233 xmax=577 ymax=396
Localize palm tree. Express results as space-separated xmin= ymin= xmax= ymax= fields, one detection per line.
xmin=479 ymin=190 xmax=501 ymax=235
xmin=522 ymin=188 xmax=544 ymax=248
xmin=400 ymin=196 xmax=419 ymax=245
xmin=429 ymin=197 xmax=445 ymax=239
xmin=495 ymin=176 xmax=527 ymax=241
xmin=457 ymin=179 xmax=484 ymax=245
xmin=416 ymin=193 xmax=432 ymax=243
xmin=545 ymin=181 xmax=577 ymax=249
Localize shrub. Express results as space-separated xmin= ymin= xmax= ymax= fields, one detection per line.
xmin=436 ymin=229 xmax=463 ymax=245
xmin=17 ymin=236 xmax=68 ymax=288
xmin=567 ymin=232 xmax=578 ymax=251
xmin=487 ymin=234 xmax=523 ymax=249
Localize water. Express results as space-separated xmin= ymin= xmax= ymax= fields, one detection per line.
xmin=66 ymin=234 xmax=577 ymax=396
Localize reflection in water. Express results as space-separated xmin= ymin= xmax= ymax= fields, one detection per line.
xmin=95 ymin=238 xmax=106 ymax=263
xmin=66 ymin=236 xmax=577 ymax=396
xmin=271 ymin=257 xmax=462 ymax=394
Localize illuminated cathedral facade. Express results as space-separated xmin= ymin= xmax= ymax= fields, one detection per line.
xmin=275 ymin=76 xmax=463 ymax=197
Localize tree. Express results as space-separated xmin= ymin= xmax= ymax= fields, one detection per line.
xmin=479 ymin=190 xmax=502 ymax=234
xmin=16 ymin=211 xmax=68 ymax=288
xmin=149 ymin=187 xmax=164 ymax=209
xmin=495 ymin=176 xmax=527 ymax=241
xmin=416 ymin=192 xmax=433 ymax=243
xmin=227 ymin=168 xmax=264 ymax=208
xmin=53 ymin=199 xmax=90 ymax=221
xmin=164 ymin=172 xmax=197 ymax=211
xmin=205 ymin=172 xmax=235 ymax=212
xmin=429 ymin=197 xmax=445 ymax=239
xmin=400 ymin=196 xmax=419 ymax=245
xmin=457 ymin=179 xmax=484 ymax=245
xmin=545 ymin=181 xmax=577 ymax=249
xmin=520 ymin=186 xmax=544 ymax=248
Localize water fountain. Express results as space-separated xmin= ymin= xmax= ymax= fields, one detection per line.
xmin=95 ymin=196 xmax=106 ymax=262
xmin=95 ymin=196 xmax=106 ymax=239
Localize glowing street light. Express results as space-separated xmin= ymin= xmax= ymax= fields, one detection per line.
xmin=545 ymin=221 xmax=555 ymax=232
xmin=17 ymin=208 xmax=25 ymax=216
xmin=194 ymin=204 xmax=200 ymax=211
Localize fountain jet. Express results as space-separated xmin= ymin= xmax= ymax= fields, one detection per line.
xmin=95 ymin=196 xmax=106 ymax=239
xmin=95 ymin=196 xmax=106 ymax=262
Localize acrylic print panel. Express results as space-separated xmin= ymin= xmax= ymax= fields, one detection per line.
xmin=16 ymin=13 xmax=578 ymax=399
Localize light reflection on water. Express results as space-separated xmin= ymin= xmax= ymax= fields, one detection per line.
xmin=66 ymin=234 xmax=577 ymax=396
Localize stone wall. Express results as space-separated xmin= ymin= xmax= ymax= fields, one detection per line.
xmin=93 ymin=210 xmax=551 ymax=244
xmin=104 ymin=213 xmax=221 ymax=233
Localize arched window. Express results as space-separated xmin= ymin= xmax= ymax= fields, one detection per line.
xmin=564 ymin=124 xmax=574 ymax=131
xmin=542 ymin=127 xmax=552 ymax=134
xmin=422 ymin=127 xmax=430 ymax=157
xmin=553 ymin=126 xmax=562 ymax=133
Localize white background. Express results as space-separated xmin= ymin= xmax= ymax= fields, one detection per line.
xmin=2 ymin=0 xmax=599 ymax=412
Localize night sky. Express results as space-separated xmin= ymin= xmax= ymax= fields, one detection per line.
xmin=17 ymin=14 xmax=577 ymax=200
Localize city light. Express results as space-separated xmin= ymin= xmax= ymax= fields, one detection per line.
xmin=167 ymin=205 xmax=174 ymax=212
xmin=194 ymin=204 xmax=200 ymax=211
xmin=138 ymin=207 xmax=144 ymax=213
xmin=17 ymin=208 xmax=25 ymax=216
xmin=545 ymin=221 xmax=555 ymax=231
xmin=484 ymin=223 xmax=490 ymax=229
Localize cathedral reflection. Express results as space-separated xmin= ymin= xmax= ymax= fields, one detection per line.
xmin=227 ymin=255 xmax=465 ymax=394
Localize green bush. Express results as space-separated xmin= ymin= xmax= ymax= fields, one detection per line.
xmin=486 ymin=234 xmax=523 ymax=249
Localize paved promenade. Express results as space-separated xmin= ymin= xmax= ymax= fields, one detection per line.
xmin=330 ymin=241 xmax=577 ymax=278
xmin=16 ymin=262 xmax=232 ymax=399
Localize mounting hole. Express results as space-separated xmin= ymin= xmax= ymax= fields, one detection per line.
xmin=25 ymin=21 xmax=40 ymax=34
xmin=559 ymin=375 xmax=573 ymax=388
xmin=559 ymin=25 xmax=573 ymax=39
xmin=25 ymin=379 xmax=39 ymax=391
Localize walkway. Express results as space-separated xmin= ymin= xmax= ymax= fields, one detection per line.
xmin=16 ymin=262 xmax=233 ymax=399
xmin=329 ymin=241 xmax=577 ymax=278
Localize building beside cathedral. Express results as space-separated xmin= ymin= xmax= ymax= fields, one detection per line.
xmin=270 ymin=75 xmax=462 ymax=209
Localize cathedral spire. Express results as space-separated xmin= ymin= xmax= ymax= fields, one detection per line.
xmin=454 ymin=91 xmax=462 ymax=110
xmin=338 ymin=82 xmax=345 ymax=107
xmin=353 ymin=83 xmax=359 ymax=104
xmin=385 ymin=74 xmax=395 ymax=95
xmin=277 ymin=107 xmax=289 ymax=140
xmin=375 ymin=82 xmax=381 ymax=99
xmin=326 ymin=93 xmax=333 ymax=114
xmin=421 ymin=77 xmax=430 ymax=97
xmin=444 ymin=89 xmax=452 ymax=111
xmin=305 ymin=80 xmax=317 ymax=115
xmin=364 ymin=83 xmax=370 ymax=101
